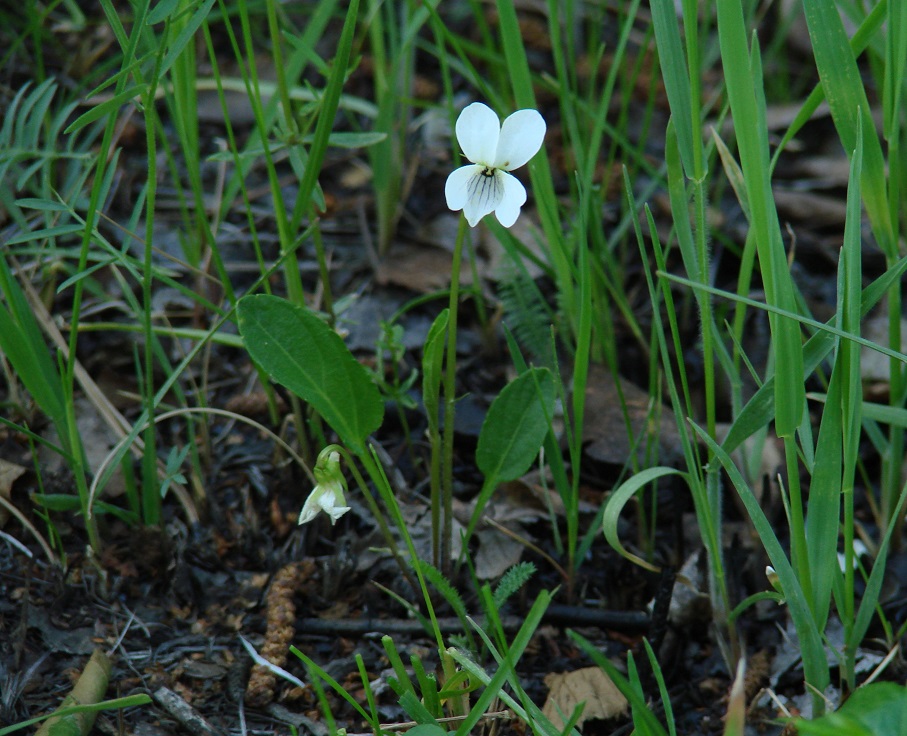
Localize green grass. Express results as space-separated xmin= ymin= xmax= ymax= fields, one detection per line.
xmin=1 ymin=0 xmax=906 ymax=731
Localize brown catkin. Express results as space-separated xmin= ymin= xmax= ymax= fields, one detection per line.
xmin=244 ymin=560 xmax=315 ymax=707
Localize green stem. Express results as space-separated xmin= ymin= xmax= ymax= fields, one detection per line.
xmin=784 ymin=434 xmax=813 ymax=609
xmin=885 ymin=283 xmax=904 ymax=545
xmin=842 ymin=474 xmax=856 ymax=690
xmin=351 ymin=444 xmax=464 ymax=715
xmin=265 ymin=0 xmax=297 ymax=137
xmin=341 ymin=447 xmax=415 ymax=591
xmin=141 ymin=88 xmax=161 ymax=527
xmin=311 ymin=217 xmax=335 ymax=325
xmin=235 ymin=0 xmax=304 ymax=304
xmin=441 ymin=216 xmax=469 ymax=573
xmin=349 ymin=447 xmax=446 ymax=648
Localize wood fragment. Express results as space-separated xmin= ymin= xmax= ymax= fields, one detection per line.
xmin=35 ymin=649 xmax=111 ymax=736
xmin=153 ymin=686 xmax=224 ymax=736
xmin=290 ymin=604 xmax=649 ymax=638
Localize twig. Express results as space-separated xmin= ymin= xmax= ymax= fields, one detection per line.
xmin=292 ymin=604 xmax=649 ymax=638
xmin=153 ymin=686 xmax=223 ymax=736
xmin=345 ymin=709 xmax=513 ymax=736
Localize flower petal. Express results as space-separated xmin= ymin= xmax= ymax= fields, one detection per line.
xmin=455 ymin=102 xmax=500 ymax=165
xmin=494 ymin=109 xmax=546 ymax=171
xmin=494 ymin=172 xmax=527 ymax=227
xmin=445 ymin=164 xmax=482 ymax=212
xmin=462 ymin=169 xmax=504 ymax=227
xmin=319 ymin=488 xmax=350 ymax=524
xmin=298 ymin=490 xmax=323 ymax=524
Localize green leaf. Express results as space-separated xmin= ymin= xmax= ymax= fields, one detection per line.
xmin=476 ymin=367 xmax=555 ymax=483
xmin=46 ymin=716 xmax=81 ymax=736
xmin=493 ymin=561 xmax=535 ymax=608
xmin=721 ymin=250 xmax=907 ymax=452
xmin=796 ymin=683 xmax=907 ymax=736
xmin=64 ymin=85 xmax=144 ymax=134
xmin=0 ymin=695 xmax=151 ymax=736
xmin=5 ymin=224 xmax=85 ymax=245
xmin=651 ymin=0 xmax=694 ymax=177
xmin=603 ymin=467 xmax=681 ymax=573
xmin=464 ymin=366 xmax=557 ymax=551
xmin=207 ymin=131 xmax=388 ymax=161
xmin=146 ymin=0 xmax=180 ymax=25
xmin=422 ymin=310 xmax=449 ymax=435
xmin=237 ymin=294 xmax=383 ymax=454
xmin=569 ymin=632 xmax=668 ymax=736
xmin=290 ymin=0 xmax=360 ymax=228
xmin=324 ymin=131 xmax=387 ymax=148
xmin=715 ymin=1 xmax=805 ymax=437
xmin=14 ymin=198 xmax=70 ymax=212
xmin=0 ymin=257 xmax=66 ymax=426
xmin=802 ymin=0 xmax=894 ymax=255
xmin=157 ymin=0 xmax=218 ymax=81
xmin=406 ymin=724 xmax=449 ymax=736
xmin=691 ymin=422 xmax=829 ymax=696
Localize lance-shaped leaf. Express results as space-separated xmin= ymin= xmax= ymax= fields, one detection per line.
xmin=238 ymin=294 xmax=383 ymax=454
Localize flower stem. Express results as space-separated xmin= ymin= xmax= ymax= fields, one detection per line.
xmin=441 ymin=215 xmax=469 ymax=573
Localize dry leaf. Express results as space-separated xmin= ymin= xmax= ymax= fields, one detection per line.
xmin=781 ymin=153 xmax=851 ymax=186
xmin=0 ymin=458 xmax=26 ymax=527
xmin=543 ymin=667 xmax=628 ymax=729
xmin=482 ymin=216 xmax=548 ymax=281
xmin=583 ymin=363 xmax=682 ymax=466
xmin=474 ymin=528 xmax=526 ymax=579
xmin=376 ymin=242 xmax=475 ymax=293
xmin=862 ymin=307 xmax=907 ymax=384
xmin=773 ymin=189 xmax=847 ymax=226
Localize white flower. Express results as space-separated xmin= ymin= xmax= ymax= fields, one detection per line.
xmin=765 ymin=566 xmax=783 ymax=599
xmin=836 ymin=539 xmax=868 ymax=572
xmin=444 ymin=102 xmax=546 ymax=228
xmin=298 ymin=450 xmax=350 ymax=525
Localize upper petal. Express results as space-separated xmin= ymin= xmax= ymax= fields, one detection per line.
xmin=446 ymin=164 xmax=482 ymax=211
xmin=494 ymin=172 xmax=527 ymax=228
xmin=494 ymin=109 xmax=546 ymax=170
xmin=455 ymin=102 xmax=500 ymax=165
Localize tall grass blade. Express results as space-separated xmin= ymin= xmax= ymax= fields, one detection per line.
xmin=802 ymin=0 xmax=894 ymax=254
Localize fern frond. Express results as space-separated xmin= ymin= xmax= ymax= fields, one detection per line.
xmin=418 ymin=559 xmax=468 ymax=621
xmin=493 ymin=561 xmax=536 ymax=609
xmin=497 ymin=265 xmax=554 ymax=364
xmin=416 ymin=559 xmax=478 ymax=650
xmin=0 ymin=79 xmax=96 ymax=229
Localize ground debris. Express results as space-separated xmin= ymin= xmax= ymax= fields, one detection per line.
xmin=244 ymin=560 xmax=315 ymax=707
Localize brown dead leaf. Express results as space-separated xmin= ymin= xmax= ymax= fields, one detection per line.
xmin=781 ymin=154 xmax=851 ymax=187
xmin=861 ymin=307 xmax=907 ymax=384
xmin=773 ymin=189 xmax=847 ymax=227
xmin=667 ymin=549 xmax=712 ymax=628
xmin=583 ymin=363 xmax=682 ymax=466
xmin=763 ymin=99 xmax=831 ymax=132
xmin=0 ymin=458 xmax=26 ymax=527
xmin=474 ymin=528 xmax=526 ymax=580
xmin=482 ymin=216 xmax=548 ymax=281
xmin=376 ymin=242 xmax=475 ymax=294
xmin=543 ymin=667 xmax=628 ymax=729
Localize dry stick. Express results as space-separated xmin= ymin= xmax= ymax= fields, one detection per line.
xmin=153 ymin=686 xmax=224 ymax=736
xmin=35 ymin=649 xmax=111 ymax=736
xmin=347 ymin=709 xmax=513 ymax=735
xmin=293 ymin=604 xmax=650 ymax=637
